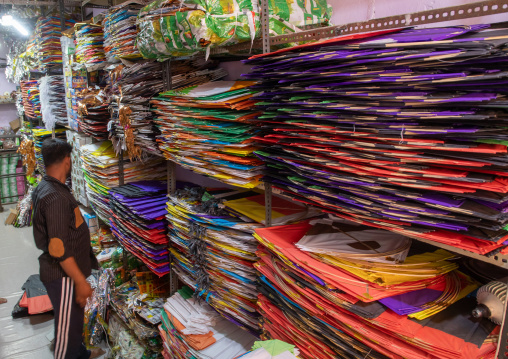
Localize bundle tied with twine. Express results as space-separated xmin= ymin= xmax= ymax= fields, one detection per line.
xmin=118 ymin=104 xmax=143 ymax=161
xmin=17 ymin=138 xmax=36 ymax=177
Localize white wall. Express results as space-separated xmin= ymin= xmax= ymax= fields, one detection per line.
xmin=0 ymin=46 xmax=18 ymax=128
xmin=328 ymin=0 xmax=508 ymax=28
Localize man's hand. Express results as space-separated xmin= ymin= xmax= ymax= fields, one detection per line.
xmin=59 ymin=257 xmax=93 ymax=307
xmin=75 ymin=279 xmax=93 ymax=308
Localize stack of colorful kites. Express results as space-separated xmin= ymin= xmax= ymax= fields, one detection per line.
xmin=103 ymin=3 xmax=142 ymax=62
xmin=109 ymin=181 xmax=170 ymax=276
xmin=152 ymin=80 xmax=264 ymax=188
xmin=33 ymin=128 xmax=67 ymax=174
xmin=109 ymin=58 xmax=227 ymax=157
xmin=33 ymin=16 xmax=75 ymax=71
xmin=167 ymin=186 xmax=262 ymax=334
xmin=77 ymin=88 xmax=110 ymax=140
xmin=136 ymin=0 xmax=333 ymax=60
xmin=254 ymin=218 xmax=498 ymax=359
xmin=20 ymin=80 xmax=41 ymax=122
xmin=39 ymin=75 xmax=67 ymax=129
xmin=109 ymin=60 xmax=164 ymax=157
xmin=160 ymin=286 xmax=256 ymax=359
xmin=166 ymin=186 xmax=318 ymax=334
xmin=74 ymin=23 xmax=107 ymax=71
xmin=244 ymin=25 xmax=508 ymax=258
xmin=80 ymin=141 xmax=166 ymax=223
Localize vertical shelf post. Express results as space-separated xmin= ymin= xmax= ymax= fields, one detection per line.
xmin=264 ymin=183 xmax=272 ymax=227
xmin=496 ymin=280 xmax=508 ymax=358
xmin=167 ymin=160 xmax=178 ymax=295
xmin=167 ymin=160 xmax=176 ymax=195
xmin=118 ymin=149 xmax=124 ymax=186
xmin=260 ymin=0 xmax=270 ymax=54
xmin=163 ymin=59 xmax=178 ymax=294
xmin=260 ymin=0 xmax=271 ymax=226
xmin=118 ymin=149 xmax=127 ymax=281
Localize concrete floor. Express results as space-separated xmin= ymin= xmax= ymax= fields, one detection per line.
xmin=0 ymin=205 xmax=55 ymax=359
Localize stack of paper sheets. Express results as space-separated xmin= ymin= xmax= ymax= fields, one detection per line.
xmin=244 ymin=25 xmax=508 ymax=258
xmin=75 ymin=23 xmax=107 ymax=71
xmin=39 ymin=75 xmax=67 ymax=129
xmin=152 ymin=81 xmax=264 ymax=188
xmin=33 ymin=16 xmax=75 ymax=71
xmin=110 ymin=58 xmax=227 ymax=156
xmin=109 ymin=181 xmax=169 ymax=276
xmin=20 ymin=80 xmax=41 ymax=121
xmin=103 ymin=2 xmax=143 ymax=62
xmin=166 ymin=186 xmax=263 ymax=334
xmin=254 ymin=220 xmax=497 ymax=359
xmin=32 ymin=128 xmax=67 ymax=174
xmin=160 ymin=286 xmax=256 ymax=359
xmin=80 ymin=141 xmax=166 ymax=222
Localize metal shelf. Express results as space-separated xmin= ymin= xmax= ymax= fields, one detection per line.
xmin=214 ymin=0 xmax=508 ymax=55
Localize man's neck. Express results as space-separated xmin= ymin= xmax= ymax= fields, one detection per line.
xmin=46 ymin=169 xmax=67 ymax=184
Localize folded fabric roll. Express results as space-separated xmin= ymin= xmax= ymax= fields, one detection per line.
xmin=12 ymin=274 xmax=53 ymax=318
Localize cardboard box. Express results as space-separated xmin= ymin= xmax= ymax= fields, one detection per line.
xmin=81 ymin=210 xmax=98 ymax=234
xmin=4 ymin=208 xmax=18 ymax=225
xmin=9 ymin=118 xmax=21 ymax=132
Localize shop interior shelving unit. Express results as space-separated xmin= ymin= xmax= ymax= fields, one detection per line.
xmin=15 ymin=0 xmax=508 ymax=357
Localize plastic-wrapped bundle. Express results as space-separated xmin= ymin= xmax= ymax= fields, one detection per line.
xmin=39 ymin=75 xmax=67 ymax=130
xmin=103 ymin=3 xmax=143 ymax=62
xmin=75 ymin=23 xmax=106 ymax=71
xmin=136 ymin=0 xmax=332 ymax=60
xmin=155 ymin=9 xmax=260 ymax=54
xmin=33 ymin=16 xmax=75 ymax=71
xmin=136 ymin=0 xmax=193 ymax=59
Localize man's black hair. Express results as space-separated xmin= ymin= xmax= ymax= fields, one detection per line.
xmin=41 ymin=138 xmax=73 ymax=168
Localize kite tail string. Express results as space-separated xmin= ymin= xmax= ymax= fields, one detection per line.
xmin=400 ymin=126 xmax=405 ymax=144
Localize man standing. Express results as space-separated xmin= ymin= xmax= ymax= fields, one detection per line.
xmin=32 ymin=138 xmax=98 ymax=359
